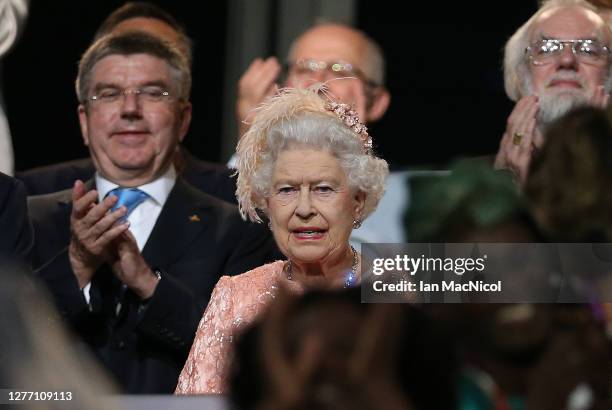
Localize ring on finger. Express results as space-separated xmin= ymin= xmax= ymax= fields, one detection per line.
xmin=512 ymin=132 xmax=524 ymax=146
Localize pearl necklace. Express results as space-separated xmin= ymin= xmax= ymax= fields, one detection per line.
xmin=284 ymin=246 xmax=359 ymax=288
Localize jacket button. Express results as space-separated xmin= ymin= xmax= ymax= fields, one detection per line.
xmin=114 ymin=340 xmax=126 ymax=350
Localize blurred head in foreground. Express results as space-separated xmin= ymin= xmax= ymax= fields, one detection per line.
xmin=0 ymin=260 xmax=117 ymax=410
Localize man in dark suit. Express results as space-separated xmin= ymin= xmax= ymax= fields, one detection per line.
xmin=17 ymin=2 xmax=237 ymax=202
xmin=0 ymin=172 xmax=32 ymax=260
xmin=29 ymin=32 xmax=278 ymax=394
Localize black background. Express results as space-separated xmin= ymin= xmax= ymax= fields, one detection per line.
xmin=4 ymin=1 xmax=538 ymax=172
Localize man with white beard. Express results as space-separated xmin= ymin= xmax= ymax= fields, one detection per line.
xmin=494 ymin=0 xmax=612 ymax=185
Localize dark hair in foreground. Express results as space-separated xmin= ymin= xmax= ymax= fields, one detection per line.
xmin=229 ymin=288 xmax=458 ymax=410
xmin=526 ymin=106 xmax=612 ymax=242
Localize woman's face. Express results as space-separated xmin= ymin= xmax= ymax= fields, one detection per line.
xmin=266 ymin=147 xmax=365 ymax=265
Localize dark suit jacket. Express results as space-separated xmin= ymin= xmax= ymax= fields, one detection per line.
xmin=28 ymin=178 xmax=279 ymax=393
xmin=0 ymin=172 xmax=33 ymax=260
xmin=17 ymin=148 xmax=238 ymax=204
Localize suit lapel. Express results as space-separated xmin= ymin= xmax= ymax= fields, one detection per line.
xmin=141 ymin=179 xmax=214 ymax=268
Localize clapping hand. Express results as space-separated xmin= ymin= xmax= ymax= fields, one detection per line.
xmin=68 ymin=180 xmax=129 ymax=288
xmin=111 ymin=229 xmax=159 ymax=300
xmin=236 ymin=57 xmax=281 ymax=136
xmin=494 ymin=96 xmax=542 ymax=187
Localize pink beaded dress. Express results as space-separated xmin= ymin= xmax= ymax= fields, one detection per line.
xmin=175 ymin=260 xmax=305 ymax=394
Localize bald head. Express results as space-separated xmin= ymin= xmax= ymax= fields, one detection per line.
xmin=283 ymin=23 xmax=389 ymax=123
xmin=533 ymin=4 xmax=605 ymax=35
xmin=290 ymin=24 xmax=367 ymax=69
xmin=288 ymin=23 xmax=385 ymax=86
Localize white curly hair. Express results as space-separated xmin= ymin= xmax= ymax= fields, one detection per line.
xmin=235 ymin=86 xmax=389 ymax=223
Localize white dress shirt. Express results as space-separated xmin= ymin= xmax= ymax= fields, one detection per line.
xmin=82 ymin=165 xmax=177 ymax=302
xmin=95 ymin=166 xmax=177 ymax=251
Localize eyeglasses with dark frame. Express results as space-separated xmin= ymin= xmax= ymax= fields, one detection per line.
xmin=525 ymin=38 xmax=610 ymax=66
xmin=284 ymin=58 xmax=380 ymax=88
xmin=89 ymin=85 xmax=173 ymax=105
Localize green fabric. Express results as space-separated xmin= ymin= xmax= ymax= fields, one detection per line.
xmin=458 ymin=371 xmax=525 ymax=410
xmin=405 ymin=159 xmax=524 ymax=241
xmin=459 ymin=374 xmax=494 ymax=410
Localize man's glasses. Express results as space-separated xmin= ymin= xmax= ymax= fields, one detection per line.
xmin=525 ymin=39 xmax=610 ymax=66
xmin=89 ymin=86 xmax=173 ymax=105
xmin=285 ymin=59 xmax=379 ymax=88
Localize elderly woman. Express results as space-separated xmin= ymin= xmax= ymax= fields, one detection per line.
xmin=175 ymin=87 xmax=388 ymax=394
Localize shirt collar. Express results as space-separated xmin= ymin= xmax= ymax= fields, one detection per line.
xmin=95 ymin=165 xmax=177 ymax=207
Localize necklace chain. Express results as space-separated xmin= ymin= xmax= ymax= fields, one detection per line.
xmin=284 ymin=246 xmax=359 ymax=288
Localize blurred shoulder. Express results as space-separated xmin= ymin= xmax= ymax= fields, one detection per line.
xmin=0 ymin=172 xmax=23 ymax=198
xmin=27 ymin=187 xmax=72 ymax=219
xmin=16 ymin=158 xmax=94 ymax=196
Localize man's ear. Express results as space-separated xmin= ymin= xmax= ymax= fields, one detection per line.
xmin=366 ymin=87 xmax=391 ymax=123
xmin=78 ymin=104 xmax=90 ymax=146
xmin=178 ymin=102 xmax=192 ymax=143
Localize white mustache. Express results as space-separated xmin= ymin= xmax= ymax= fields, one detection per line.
xmin=545 ymin=71 xmax=586 ymax=88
